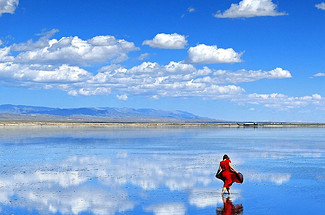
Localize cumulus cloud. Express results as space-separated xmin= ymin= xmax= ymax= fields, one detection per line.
xmin=187 ymin=44 xmax=243 ymax=64
xmin=143 ymin=33 xmax=188 ymax=49
xmin=11 ymin=29 xmax=59 ymax=52
xmin=86 ymin=61 xmax=245 ymax=98
xmin=17 ymin=36 xmax=138 ymax=64
xmin=315 ymin=2 xmax=325 ymax=10
xmin=0 ymin=60 xmax=293 ymax=100
xmin=2 ymin=30 xmax=322 ymax=111
xmin=0 ymin=0 xmax=18 ymax=16
xmin=214 ymin=0 xmax=287 ymax=18
xmin=1 ymin=31 xmax=139 ymax=65
xmin=0 ymin=63 xmax=91 ymax=83
xmin=0 ymin=46 xmax=14 ymax=61
xmin=195 ymin=67 xmax=291 ymax=84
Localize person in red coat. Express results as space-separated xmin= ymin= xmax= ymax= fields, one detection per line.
xmin=216 ymin=154 xmax=242 ymax=195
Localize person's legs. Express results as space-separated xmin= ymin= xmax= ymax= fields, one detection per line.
xmin=222 ymin=175 xmax=232 ymax=195
xmin=221 ymin=187 xmax=227 ymax=195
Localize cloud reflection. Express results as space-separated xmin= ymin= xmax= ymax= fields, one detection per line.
xmin=189 ymin=188 xmax=241 ymax=208
xmin=245 ymin=172 xmax=291 ymax=185
xmin=0 ymin=171 xmax=134 ymax=215
xmin=144 ymin=203 xmax=186 ymax=215
xmin=0 ymin=149 xmax=291 ymax=214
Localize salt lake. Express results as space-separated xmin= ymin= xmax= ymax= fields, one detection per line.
xmin=0 ymin=127 xmax=324 ymax=214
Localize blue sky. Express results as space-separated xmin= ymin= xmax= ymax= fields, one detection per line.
xmin=0 ymin=0 xmax=325 ymax=122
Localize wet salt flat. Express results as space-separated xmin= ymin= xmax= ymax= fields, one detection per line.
xmin=0 ymin=127 xmax=324 ymax=215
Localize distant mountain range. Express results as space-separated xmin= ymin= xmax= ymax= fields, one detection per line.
xmin=0 ymin=104 xmax=213 ymax=122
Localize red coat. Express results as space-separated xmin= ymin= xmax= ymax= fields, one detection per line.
xmin=216 ymin=159 xmax=243 ymax=188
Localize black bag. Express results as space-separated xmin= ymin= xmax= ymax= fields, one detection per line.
xmin=236 ymin=172 xmax=244 ymax=183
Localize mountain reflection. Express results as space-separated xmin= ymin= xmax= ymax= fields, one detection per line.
xmin=216 ymin=196 xmax=243 ymax=215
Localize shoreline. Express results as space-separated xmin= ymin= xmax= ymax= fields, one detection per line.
xmin=0 ymin=121 xmax=325 ymax=128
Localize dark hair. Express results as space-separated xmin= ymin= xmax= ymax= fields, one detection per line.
xmin=223 ymin=154 xmax=229 ymax=160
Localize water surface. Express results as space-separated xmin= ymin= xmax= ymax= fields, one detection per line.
xmin=0 ymin=127 xmax=324 ymax=214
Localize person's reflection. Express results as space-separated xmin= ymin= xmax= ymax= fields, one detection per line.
xmin=216 ymin=196 xmax=243 ymax=215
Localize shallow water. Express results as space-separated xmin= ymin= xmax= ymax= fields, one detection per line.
xmin=0 ymin=127 xmax=324 ymax=214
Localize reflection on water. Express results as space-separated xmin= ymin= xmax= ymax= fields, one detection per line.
xmin=144 ymin=203 xmax=186 ymax=215
xmin=216 ymin=196 xmax=243 ymax=215
xmin=0 ymin=127 xmax=324 ymax=214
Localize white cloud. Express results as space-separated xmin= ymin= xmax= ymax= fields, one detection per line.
xmin=17 ymin=36 xmax=138 ymax=65
xmin=88 ymin=61 xmax=245 ymax=98
xmin=143 ymin=33 xmax=188 ymax=49
xmin=1 ymin=31 xmax=139 ymax=65
xmin=68 ymin=87 xmax=111 ymax=96
xmin=313 ymin=94 xmax=322 ymax=100
xmin=268 ymin=67 xmax=292 ymax=78
xmin=117 ymin=94 xmax=128 ymax=100
xmin=234 ymin=93 xmax=324 ymax=109
xmin=315 ymin=2 xmax=325 ymax=10
xmin=214 ymin=0 xmax=287 ymax=18
xmin=188 ymin=7 xmax=195 ymax=13
xmin=196 ymin=67 xmax=291 ymax=84
xmin=0 ymin=0 xmax=18 ymax=16
xmin=0 ymin=63 xmax=91 ymax=83
xmin=11 ymin=29 xmax=59 ymax=52
xmin=0 ymin=61 xmax=293 ymax=100
xmin=0 ymin=47 xmax=14 ymax=61
xmin=313 ymin=72 xmax=325 ymax=77
xmin=1 ymin=30 xmax=323 ymax=111
xmin=164 ymin=60 xmax=196 ymax=73
xmin=182 ymin=7 xmax=195 ymax=18
xmin=138 ymin=53 xmax=149 ymax=61
xmin=187 ymin=44 xmax=243 ymax=64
